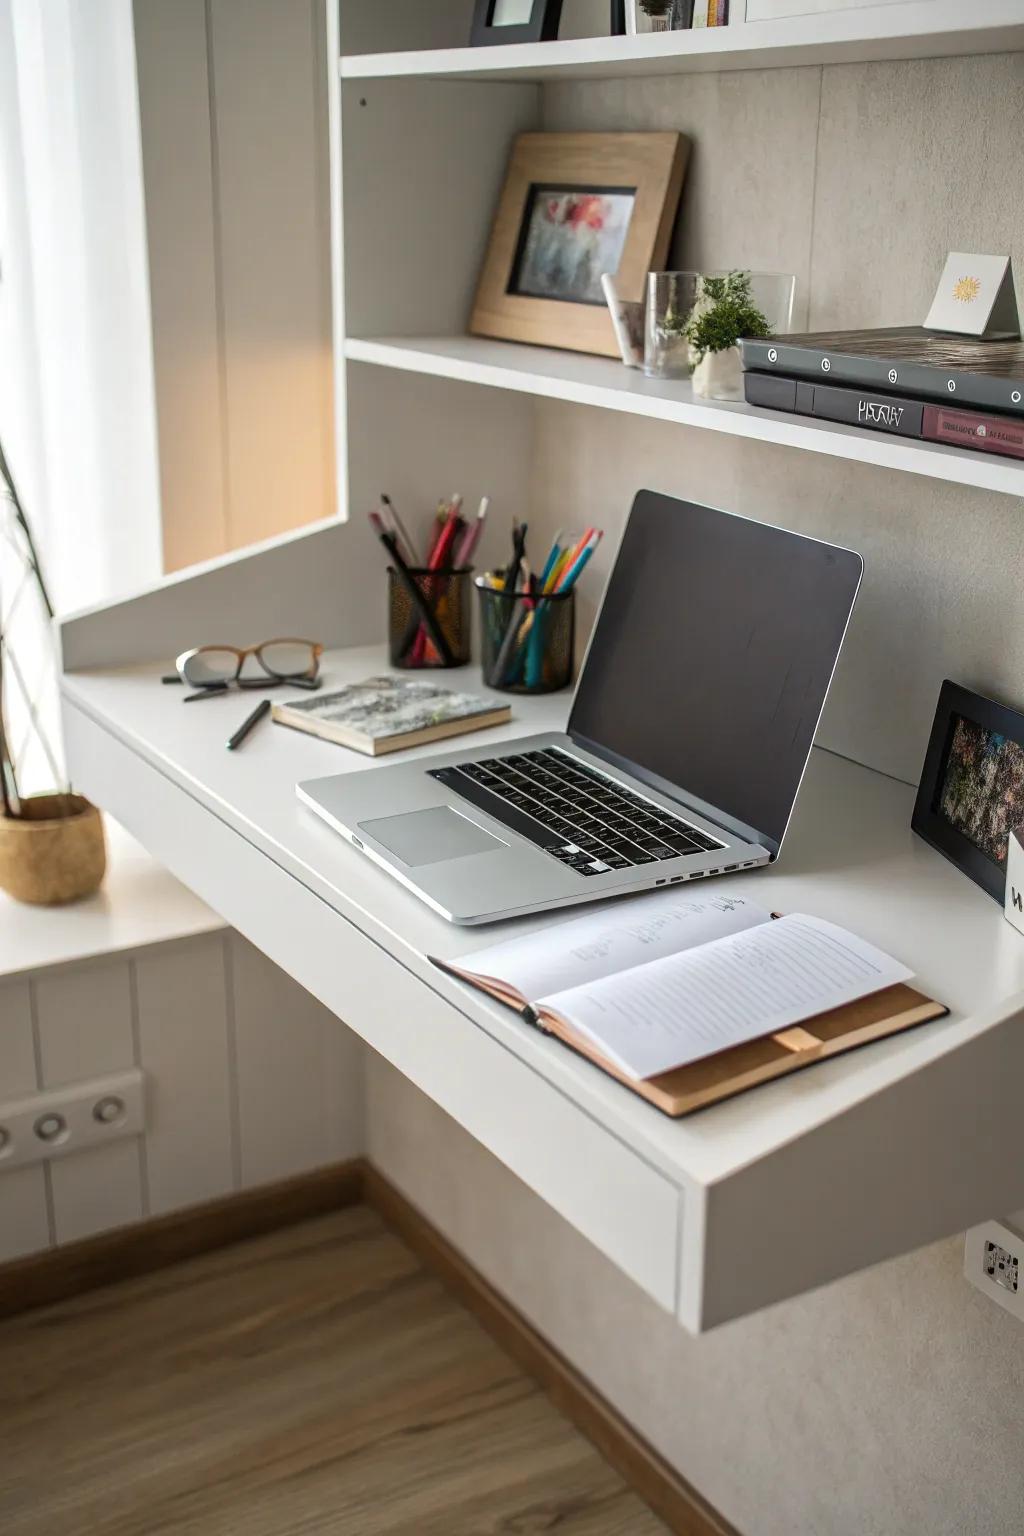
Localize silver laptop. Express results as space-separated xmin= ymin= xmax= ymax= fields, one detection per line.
xmin=298 ymin=492 xmax=863 ymax=925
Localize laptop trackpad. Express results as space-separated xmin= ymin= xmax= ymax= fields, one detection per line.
xmin=360 ymin=807 xmax=504 ymax=867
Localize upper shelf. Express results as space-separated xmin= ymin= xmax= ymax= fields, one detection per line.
xmin=339 ymin=3 xmax=1024 ymax=83
xmin=345 ymin=335 xmax=1024 ymax=499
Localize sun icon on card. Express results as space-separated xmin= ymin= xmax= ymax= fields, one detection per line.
xmin=953 ymin=275 xmax=982 ymax=304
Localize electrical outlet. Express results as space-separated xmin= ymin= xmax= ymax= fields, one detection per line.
xmin=964 ymin=1220 xmax=1024 ymax=1322
xmin=0 ymin=1070 xmax=144 ymax=1172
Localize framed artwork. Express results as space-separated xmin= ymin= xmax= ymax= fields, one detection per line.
xmin=471 ymin=0 xmax=627 ymax=44
xmin=912 ymin=679 xmax=1024 ymax=902
xmin=471 ymin=132 xmax=688 ymax=356
xmin=470 ymin=0 xmax=563 ymax=46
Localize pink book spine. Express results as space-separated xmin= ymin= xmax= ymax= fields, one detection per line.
xmin=714 ymin=0 xmax=728 ymax=21
xmin=923 ymin=405 xmax=1024 ymax=461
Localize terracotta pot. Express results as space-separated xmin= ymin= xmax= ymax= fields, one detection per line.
xmin=0 ymin=794 xmax=106 ymax=905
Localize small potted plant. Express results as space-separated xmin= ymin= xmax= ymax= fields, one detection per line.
xmin=685 ymin=270 xmax=773 ymax=401
xmin=0 ymin=438 xmax=106 ymax=905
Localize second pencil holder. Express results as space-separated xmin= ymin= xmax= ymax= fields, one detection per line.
xmin=388 ymin=566 xmax=472 ymax=669
xmin=477 ymin=578 xmax=575 ymax=694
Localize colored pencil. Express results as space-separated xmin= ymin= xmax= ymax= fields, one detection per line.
xmin=454 ymin=496 xmax=489 ymax=567
xmin=556 ymin=530 xmax=602 ymax=592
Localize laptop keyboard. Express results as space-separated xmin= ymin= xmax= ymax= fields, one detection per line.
xmin=428 ymin=746 xmax=724 ymax=878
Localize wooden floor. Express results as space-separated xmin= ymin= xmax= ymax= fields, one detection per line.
xmin=0 ymin=1205 xmax=666 ymax=1535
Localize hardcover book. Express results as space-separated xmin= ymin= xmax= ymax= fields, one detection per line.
xmin=745 ymin=373 xmax=924 ymax=437
xmin=741 ymin=328 xmax=1024 ymax=417
xmin=744 ymin=371 xmax=1024 ymax=462
xmin=272 ymin=676 xmax=511 ymax=757
xmin=922 ymin=404 xmax=1024 ymax=460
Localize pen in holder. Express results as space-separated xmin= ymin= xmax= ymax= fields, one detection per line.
xmin=477 ymin=577 xmax=574 ymax=694
xmin=388 ymin=565 xmax=472 ymax=669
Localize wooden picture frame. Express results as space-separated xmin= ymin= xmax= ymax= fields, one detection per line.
xmin=912 ymin=679 xmax=1024 ymax=902
xmin=470 ymin=0 xmax=563 ymax=47
xmin=471 ymin=132 xmax=688 ymax=357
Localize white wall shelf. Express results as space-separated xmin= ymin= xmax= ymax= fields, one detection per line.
xmin=345 ymin=336 xmax=1024 ymax=499
xmin=340 ymin=3 xmax=1024 ymax=83
xmin=0 ymin=819 xmax=225 ymax=983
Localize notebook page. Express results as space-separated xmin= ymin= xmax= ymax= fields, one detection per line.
xmin=448 ymin=892 xmax=770 ymax=1004
xmin=545 ymin=914 xmax=913 ymax=1081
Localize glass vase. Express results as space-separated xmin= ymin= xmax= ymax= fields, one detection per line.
xmin=644 ymin=272 xmax=700 ymax=379
xmin=645 ymin=270 xmax=797 ymax=386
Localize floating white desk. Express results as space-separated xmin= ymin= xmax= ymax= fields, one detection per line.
xmin=61 ymin=645 xmax=1024 ymax=1330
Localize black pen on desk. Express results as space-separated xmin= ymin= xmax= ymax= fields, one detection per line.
xmin=227 ymin=697 xmax=271 ymax=751
xmin=184 ymin=683 xmax=229 ymax=702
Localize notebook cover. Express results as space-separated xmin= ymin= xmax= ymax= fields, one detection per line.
xmin=272 ymin=676 xmax=510 ymax=756
xmin=434 ymin=953 xmax=948 ymax=1120
xmin=540 ymin=983 xmax=947 ymax=1117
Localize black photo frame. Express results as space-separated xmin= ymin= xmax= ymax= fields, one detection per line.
xmin=911 ymin=679 xmax=1024 ymax=902
xmin=470 ymin=0 xmax=563 ymax=46
xmin=470 ymin=1 xmax=627 ymax=46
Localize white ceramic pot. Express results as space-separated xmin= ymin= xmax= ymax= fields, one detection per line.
xmin=692 ymin=345 xmax=743 ymax=401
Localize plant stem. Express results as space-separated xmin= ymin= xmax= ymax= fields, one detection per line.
xmin=0 ymin=436 xmax=55 ymax=621
xmin=0 ymin=433 xmax=72 ymax=814
xmin=0 ymin=634 xmax=21 ymax=818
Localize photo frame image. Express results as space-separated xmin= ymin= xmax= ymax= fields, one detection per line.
xmin=911 ymin=679 xmax=1024 ymax=902
xmin=471 ymin=1 xmax=627 ymax=45
xmin=471 ymin=132 xmax=688 ymax=356
xmin=470 ymin=0 xmax=563 ymax=46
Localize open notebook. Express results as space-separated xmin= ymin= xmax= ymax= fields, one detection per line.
xmin=432 ymin=893 xmax=946 ymax=1116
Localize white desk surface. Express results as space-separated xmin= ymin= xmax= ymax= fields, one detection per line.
xmin=62 ymin=646 xmax=1024 ymax=1192
xmin=0 ymin=817 xmax=224 ymax=983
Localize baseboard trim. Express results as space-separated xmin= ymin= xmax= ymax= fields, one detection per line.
xmin=0 ymin=1157 xmax=735 ymax=1536
xmin=0 ymin=1159 xmax=363 ymax=1322
xmin=362 ymin=1164 xmax=737 ymax=1536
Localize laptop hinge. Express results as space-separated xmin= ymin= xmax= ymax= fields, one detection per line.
xmin=566 ymin=729 xmax=780 ymax=859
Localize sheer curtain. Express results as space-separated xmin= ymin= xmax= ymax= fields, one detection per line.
xmin=1 ymin=0 xmax=163 ymax=791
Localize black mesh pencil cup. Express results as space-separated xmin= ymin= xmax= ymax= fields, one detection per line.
xmin=388 ymin=566 xmax=472 ymax=669
xmin=477 ymin=577 xmax=574 ymax=694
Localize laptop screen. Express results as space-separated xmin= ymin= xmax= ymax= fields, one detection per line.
xmin=568 ymin=492 xmax=863 ymax=852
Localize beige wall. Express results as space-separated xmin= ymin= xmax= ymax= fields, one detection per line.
xmin=367 ymin=1053 xmax=1024 ymax=1536
xmin=532 ymin=52 xmax=1024 ymax=787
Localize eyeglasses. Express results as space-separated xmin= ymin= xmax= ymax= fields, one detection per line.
xmin=175 ymin=639 xmax=323 ymax=692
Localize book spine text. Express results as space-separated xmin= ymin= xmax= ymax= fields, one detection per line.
xmin=922 ymin=406 xmax=1024 ymax=460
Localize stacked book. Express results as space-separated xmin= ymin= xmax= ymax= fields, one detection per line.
xmin=740 ymin=328 xmax=1024 ymax=463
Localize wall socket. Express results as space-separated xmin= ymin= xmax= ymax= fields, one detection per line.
xmin=0 ymin=1070 xmax=144 ymax=1172
xmin=964 ymin=1219 xmax=1024 ymax=1322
